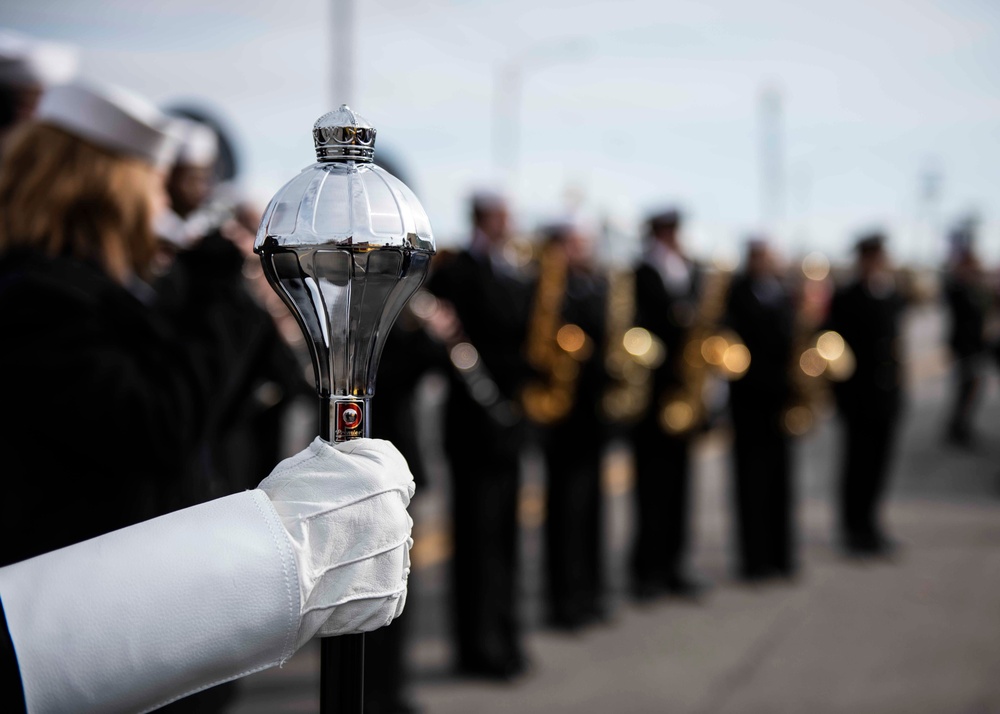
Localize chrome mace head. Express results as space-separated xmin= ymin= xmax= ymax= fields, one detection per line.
xmin=313 ymin=104 xmax=376 ymax=163
xmin=254 ymin=107 xmax=435 ymax=441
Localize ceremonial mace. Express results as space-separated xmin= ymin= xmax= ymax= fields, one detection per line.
xmin=254 ymin=106 xmax=435 ymax=713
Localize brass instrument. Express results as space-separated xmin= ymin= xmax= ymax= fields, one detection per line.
xmin=408 ymin=288 xmax=520 ymax=427
xmin=782 ymin=253 xmax=856 ymax=435
xmin=783 ymin=329 xmax=856 ymax=435
xmin=601 ymin=268 xmax=664 ymax=423
xmin=521 ymin=241 xmax=593 ymax=425
xmin=659 ymin=265 xmax=749 ymax=435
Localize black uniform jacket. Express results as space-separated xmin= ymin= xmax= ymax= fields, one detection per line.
xmin=559 ymin=268 xmax=609 ymax=433
xmin=633 ymin=259 xmax=700 ymax=411
xmin=725 ymin=274 xmax=794 ymax=416
xmin=426 ymin=248 xmax=532 ymax=441
xmin=825 ymin=278 xmax=905 ymax=418
xmin=943 ymin=274 xmax=988 ymax=359
xmin=0 ymin=237 xmax=279 ymax=567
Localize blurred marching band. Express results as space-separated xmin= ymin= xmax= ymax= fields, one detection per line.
xmin=369 ymin=192 xmax=1000 ymax=710
xmin=2 ymin=28 xmax=999 ymax=714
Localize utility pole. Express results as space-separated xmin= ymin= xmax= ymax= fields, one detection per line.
xmin=333 ymin=0 xmax=355 ymax=106
xmin=759 ymin=85 xmax=784 ymax=243
xmin=917 ymin=159 xmax=943 ymax=266
xmin=493 ymin=63 xmax=522 ymax=190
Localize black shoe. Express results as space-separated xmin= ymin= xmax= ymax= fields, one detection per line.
xmin=871 ymin=534 xmax=901 ymax=559
xmin=546 ymin=613 xmax=589 ymax=633
xmin=457 ymin=653 xmax=530 ymax=681
xmin=945 ymin=425 xmax=980 ymax=451
xmin=842 ymin=532 xmax=898 ymax=559
xmin=737 ymin=568 xmax=772 ymax=584
xmin=773 ymin=565 xmax=799 ymax=582
xmin=665 ymin=574 xmax=709 ymax=600
xmin=630 ymin=579 xmax=666 ymax=603
xmin=584 ymin=601 xmax=613 ymax=625
xmin=842 ymin=535 xmax=877 ymax=558
xmin=364 ymin=700 xmax=422 ymax=714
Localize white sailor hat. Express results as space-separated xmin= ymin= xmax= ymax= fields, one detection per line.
xmin=170 ymin=116 xmax=219 ymax=167
xmin=36 ymin=82 xmax=178 ymax=168
xmin=0 ymin=29 xmax=77 ymax=87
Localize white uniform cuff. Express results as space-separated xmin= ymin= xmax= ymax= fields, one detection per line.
xmin=0 ymin=490 xmax=300 ymax=714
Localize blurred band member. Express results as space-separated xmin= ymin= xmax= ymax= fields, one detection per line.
xmin=426 ymin=192 xmax=532 ymax=679
xmin=631 ymin=209 xmax=705 ymax=599
xmin=826 ymin=233 xmax=904 ymax=557
xmin=155 ymin=117 xmax=221 ymax=257
xmin=0 ymin=30 xmax=76 ymax=155
xmin=0 ymin=81 xmax=295 ymax=712
xmin=537 ymin=221 xmax=610 ymax=629
xmin=942 ymin=221 xmax=989 ymax=449
xmin=724 ymin=239 xmax=796 ymax=581
xmin=365 ymin=155 xmax=444 ymax=709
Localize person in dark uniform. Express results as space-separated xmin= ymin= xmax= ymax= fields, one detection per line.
xmin=363 ymin=314 xmax=443 ymax=714
xmin=0 ymin=82 xmax=295 ymax=713
xmin=531 ymin=221 xmax=610 ymax=630
xmin=425 ymin=192 xmax=532 ymax=679
xmin=826 ymin=233 xmax=905 ymax=557
xmin=630 ymin=209 xmax=705 ymax=599
xmin=724 ymin=239 xmax=797 ymax=581
xmin=942 ymin=221 xmax=990 ymax=449
xmin=154 ymin=128 xmax=310 ymax=513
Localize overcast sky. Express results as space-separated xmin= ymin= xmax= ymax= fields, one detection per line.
xmin=3 ymin=0 xmax=999 ymax=262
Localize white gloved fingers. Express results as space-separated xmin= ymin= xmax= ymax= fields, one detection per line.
xmin=280 ymin=489 xmax=411 ymax=574
xmin=333 ymin=438 xmax=416 ymax=505
xmin=296 ymin=534 xmax=411 ymax=647
xmin=259 ymin=438 xmax=413 ymax=509
xmin=393 ymin=537 xmax=412 ymax=620
xmin=314 ymin=592 xmax=405 ymax=638
xmin=258 ymin=437 xmax=416 ymax=650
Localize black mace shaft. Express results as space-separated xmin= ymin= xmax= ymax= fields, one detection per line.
xmin=319 ymin=396 xmax=369 ymax=714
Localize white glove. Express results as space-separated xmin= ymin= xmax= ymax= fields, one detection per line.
xmin=0 ymin=437 xmax=415 ymax=714
xmin=259 ymin=437 xmax=415 ymax=648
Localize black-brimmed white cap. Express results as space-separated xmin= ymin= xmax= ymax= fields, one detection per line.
xmin=36 ymin=81 xmax=178 ymax=168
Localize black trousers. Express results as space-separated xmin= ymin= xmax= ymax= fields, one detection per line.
xmin=731 ymin=410 xmax=794 ymax=578
xmin=839 ymin=408 xmax=899 ymax=545
xmin=630 ymin=420 xmax=692 ymax=588
xmin=947 ymin=355 xmax=982 ymax=441
xmin=543 ymin=421 xmax=605 ymax=624
xmin=445 ymin=401 xmax=524 ymax=668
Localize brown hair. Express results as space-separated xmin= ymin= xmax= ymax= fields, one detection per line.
xmin=0 ymin=122 xmax=158 ymax=283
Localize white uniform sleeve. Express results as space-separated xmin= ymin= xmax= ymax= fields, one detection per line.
xmin=0 ymin=490 xmax=300 ymax=714
xmin=0 ymin=437 xmax=414 ymax=714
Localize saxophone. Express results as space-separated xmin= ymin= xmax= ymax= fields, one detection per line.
xmin=600 ymin=268 xmax=665 ymax=423
xmin=782 ymin=255 xmax=856 ymax=435
xmin=659 ymin=265 xmax=749 ymax=435
xmin=520 ymin=241 xmax=593 ymax=425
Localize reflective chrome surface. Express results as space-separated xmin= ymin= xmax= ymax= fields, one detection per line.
xmin=258 ymin=241 xmax=432 ymax=400
xmin=254 ymin=107 xmax=436 ymax=438
xmin=313 ymin=104 xmax=376 ymax=163
xmin=257 ymin=161 xmax=433 ymax=252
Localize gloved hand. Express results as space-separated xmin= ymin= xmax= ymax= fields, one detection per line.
xmin=259 ymin=437 xmax=415 ymax=648
xmin=0 ymin=437 xmax=416 ymax=714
